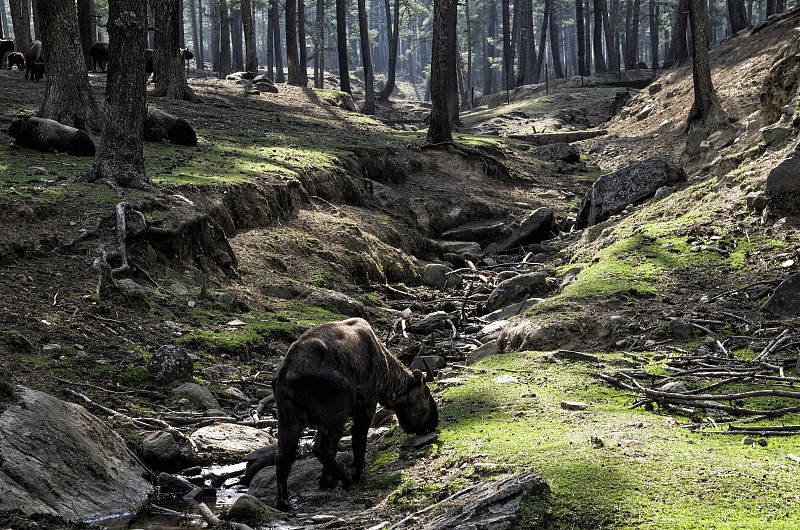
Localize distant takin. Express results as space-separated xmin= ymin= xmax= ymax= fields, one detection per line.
xmin=7 ymin=52 xmax=24 ymax=70
xmin=25 ymin=40 xmax=44 ymax=81
xmin=144 ymin=106 xmax=198 ymax=146
xmin=88 ymin=41 xmax=109 ymax=72
xmin=9 ymin=116 xmax=96 ymax=157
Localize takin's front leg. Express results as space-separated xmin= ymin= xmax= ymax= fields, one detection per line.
xmin=350 ymin=403 xmax=377 ymax=483
xmin=313 ymin=424 xmax=352 ymax=491
xmin=275 ymin=419 xmax=303 ymax=512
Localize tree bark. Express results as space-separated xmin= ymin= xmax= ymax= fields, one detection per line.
xmin=524 ymin=0 xmax=536 ymax=82
xmin=241 ymin=0 xmax=257 ymax=72
xmin=188 ymin=0 xmax=203 ymax=69
xmin=266 ymin=0 xmax=274 ymax=77
xmin=687 ymin=0 xmax=724 ymax=127
xmin=377 ymin=0 xmax=399 ymax=100
xmin=576 ymin=0 xmax=586 ymax=75
xmin=0 ymin=0 xmax=9 ymax=38
xmin=484 ymin=1 xmax=496 ymax=94
xmin=427 ymin=0 xmax=453 ymax=143
xmin=31 ymin=0 xmax=40 ymax=40
xmin=9 ymin=0 xmax=31 ymax=52
xmin=501 ymin=0 xmax=514 ymax=91
xmin=37 ymin=0 xmax=100 ymax=131
xmin=600 ymin=0 xmax=616 ymax=70
xmin=674 ymin=0 xmax=689 ymax=65
xmin=151 ymin=0 xmax=200 ymax=100
xmin=77 ymin=0 xmax=157 ymax=191
xmin=357 ymin=0 xmax=374 ymax=113
xmin=76 ymin=0 xmax=94 ymax=70
xmin=218 ymin=0 xmax=232 ymax=75
xmin=727 ymin=0 xmax=749 ymax=32
xmin=549 ymin=0 xmax=563 ymax=77
xmin=285 ymin=0 xmax=300 ymax=84
xmin=209 ymin=0 xmax=221 ymax=73
xmin=535 ymin=0 xmax=549 ymax=82
xmin=335 ymin=0 xmax=350 ymax=93
xmin=592 ymin=0 xmax=607 ymax=72
xmin=230 ymin=7 xmax=243 ymax=72
xmin=272 ymin=0 xmax=284 ymax=81
xmin=445 ymin=0 xmax=458 ymax=121
xmin=649 ymin=0 xmax=658 ymax=69
xmin=298 ymin=0 xmax=307 ymax=86
xmin=314 ymin=0 xmax=323 ymax=87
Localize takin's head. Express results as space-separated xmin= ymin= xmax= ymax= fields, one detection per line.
xmin=391 ymin=369 xmax=438 ymax=435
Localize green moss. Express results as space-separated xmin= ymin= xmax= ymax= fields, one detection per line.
xmin=116 ymin=366 xmax=150 ymax=387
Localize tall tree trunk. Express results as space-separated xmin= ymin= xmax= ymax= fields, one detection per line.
xmin=78 ymin=0 xmax=156 ymax=191
xmin=179 ymin=0 xmax=185 ymax=47
xmin=524 ymin=0 xmax=536 ymax=83
xmin=335 ymin=0 xmax=350 ymax=93
xmin=649 ymin=0 xmax=658 ymax=68
xmin=152 ymin=0 xmax=200 ymax=100
xmin=0 ymin=0 xmax=9 ymax=38
xmin=484 ymin=0 xmax=496 ymax=93
xmin=218 ymin=0 xmax=231 ymax=75
xmin=629 ymin=0 xmax=641 ymax=67
xmin=76 ymin=0 xmax=94 ymax=70
xmin=209 ymin=0 xmax=221 ymax=73
xmin=314 ymin=0 xmax=323 ymax=87
xmin=286 ymin=0 xmax=300 ymax=84
xmin=445 ymin=0 xmax=458 ymax=121
xmin=31 ymin=0 xmax=40 ymax=40
xmin=535 ymin=0 xmax=550 ymax=82
xmin=38 ymin=0 xmax=100 ymax=130
xmin=592 ymin=0 xmax=606 ymax=72
xmin=584 ymin=0 xmax=592 ymax=73
xmin=600 ymin=0 xmax=615 ymax=70
xmin=501 ymin=0 xmax=514 ymax=90
xmin=427 ymin=0 xmax=453 ymax=143
xmin=687 ymin=0 xmax=723 ymax=127
xmin=624 ymin=0 xmax=633 ymax=67
xmin=576 ymin=0 xmax=586 ymax=75
xmin=9 ymin=0 xmax=31 ymax=52
xmin=377 ymin=0 xmax=399 ymax=100
xmin=266 ymin=0 xmax=274 ymax=77
xmin=517 ymin=0 xmax=527 ymax=83
xmin=231 ymin=7 xmax=243 ymax=71
xmin=406 ymin=33 xmax=416 ymax=85
xmin=298 ymin=0 xmax=307 ymax=85
xmin=549 ymin=0 xmax=563 ymax=77
xmin=357 ymin=0 xmax=374 ymax=113
xmin=272 ymin=0 xmax=284 ymax=81
xmin=727 ymin=0 xmax=749 ymax=32
xmin=766 ymin=0 xmax=775 ymax=16
xmin=189 ymin=0 xmax=203 ymax=69
xmin=241 ymin=0 xmax=257 ymax=72
xmin=674 ymin=0 xmax=689 ymax=64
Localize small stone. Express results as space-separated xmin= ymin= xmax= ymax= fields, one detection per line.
xmin=227 ymin=319 xmax=247 ymax=326
xmin=169 ymin=283 xmax=190 ymax=296
xmin=741 ymin=436 xmax=755 ymax=446
xmin=560 ymin=401 xmax=589 ymax=410
xmin=492 ymin=374 xmax=519 ymax=384
xmin=42 ymin=343 xmax=62 ymax=353
xmin=27 ymin=166 xmax=47 ymax=175
xmin=310 ymin=515 xmax=337 ymax=523
xmin=413 ymin=432 xmax=439 ymax=448
xmin=782 ymin=260 xmax=795 ymax=268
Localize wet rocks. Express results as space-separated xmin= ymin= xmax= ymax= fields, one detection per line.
xmin=226 ymin=494 xmax=286 ymax=525
xmin=190 ymin=424 xmax=276 ymax=453
xmin=148 ymin=344 xmax=193 ymax=385
xmin=576 ymin=157 xmax=686 ymax=228
xmin=485 ymin=272 xmax=550 ymax=312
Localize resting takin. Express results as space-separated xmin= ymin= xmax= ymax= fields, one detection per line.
xmin=272 ymin=318 xmax=438 ymax=512
xmin=9 ymin=115 xmax=96 ymax=156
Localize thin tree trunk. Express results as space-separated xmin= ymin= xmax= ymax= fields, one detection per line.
xmin=151 ymin=0 xmax=200 ymax=100
xmin=218 ymin=0 xmax=231 ymax=75
xmin=209 ymin=0 xmax=221 ymax=73
xmin=502 ymin=0 xmax=514 ymax=90
xmin=38 ymin=0 xmax=100 ymax=130
xmin=188 ymin=0 xmax=202 ymax=69
xmin=78 ymin=0 xmax=155 ymax=190
xmin=445 ymin=0 xmax=458 ymax=121
xmin=357 ymin=0 xmax=374 ymax=113
xmin=687 ymin=0 xmax=723 ymax=127
xmin=76 ymin=0 xmax=93 ymax=70
xmin=241 ymin=0 xmax=256 ymax=72
xmin=9 ymin=0 xmax=31 ymax=52
xmin=286 ymin=0 xmax=300 ymax=84
xmin=336 ymin=0 xmax=350 ymax=93
xmin=0 ymin=0 xmax=9 ymax=38
xmin=517 ymin=0 xmax=526 ymax=83
xmin=427 ymin=0 xmax=453 ymax=143
xmin=298 ymin=0 xmax=307 ymax=85
xmin=272 ymin=0 xmax=284 ymax=81
xmin=674 ymin=0 xmax=689 ymax=65
xmin=576 ymin=0 xmax=586 ymax=75
xmin=266 ymin=0 xmax=274 ymax=77
xmin=727 ymin=0 xmax=748 ymax=32
xmin=377 ymin=0 xmax=399 ymax=100
xmin=231 ymin=7 xmax=243 ymax=71
xmin=485 ymin=0 xmax=496 ymax=93
xmin=549 ymin=0 xmax=563 ymax=77
xmin=314 ymin=0 xmax=323 ymax=87
xmin=649 ymin=0 xmax=658 ymax=69
xmin=31 ymin=0 xmax=40 ymax=40
xmin=535 ymin=0 xmax=549 ymax=82
xmin=592 ymin=0 xmax=606 ymax=72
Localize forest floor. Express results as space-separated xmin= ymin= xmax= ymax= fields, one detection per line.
xmin=0 ymin=7 xmax=800 ymax=529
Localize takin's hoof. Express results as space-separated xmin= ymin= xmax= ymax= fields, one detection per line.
xmin=319 ymin=474 xmax=336 ymax=490
xmin=275 ymin=498 xmax=292 ymax=512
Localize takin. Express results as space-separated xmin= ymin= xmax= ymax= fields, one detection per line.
xmin=0 ymin=39 xmax=13 ymax=67
xmin=7 ymin=52 xmax=24 ymax=70
xmin=88 ymin=41 xmax=109 ymax=71
xmin=144 ymin=106 xmax=197 ymax=146
xmin=25 ymin=40 xmax=44 ymax=81
xmin=9 ymin=115 xmax=96 ymax=157
xmin=272 ymin=318 xmax=438 ymax=512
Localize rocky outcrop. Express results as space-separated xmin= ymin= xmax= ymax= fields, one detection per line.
xmin=576 ymin=157 xmax=685 ymax=228
xmin=0 ymin=387 xmax=152 ymax=520
xmin=765 ymin=140 xmax=800 ymax=216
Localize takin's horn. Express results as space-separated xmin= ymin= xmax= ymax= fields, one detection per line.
xmin=422 ymin=358 xmax=434 ymax=382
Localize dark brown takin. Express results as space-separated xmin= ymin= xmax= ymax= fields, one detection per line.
xmin=144 ymin=106 xmax=197 ymax=146
xmin=272 ymin=318 xmax=438 ymax=512
xmin=9 ymin=115 xmax=96 ymax=156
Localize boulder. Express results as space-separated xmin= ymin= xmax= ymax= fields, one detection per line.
xmin=226 ymin=494 xmax=286 ymax=524
xmin=0 ymin=387 xmax=152 ymax=520
xmin=142 ymin=431 xmax=183 ymax=468
xmin=485 ymin=272 xmax=549 ymax=312
xmin=148 ymin=344 xmax=193 ymax=385
xmin=172 ymin=382 xmax=221 ymax=411
xmin=190 ymin=423 xmax=276 ymax=453
xmin=421 ymin=263 xmax=462 ymax=290
xmin=306 ymin=289 xmax=367 ymax=317
xmin=440 ymin=220 xmax=505 ymax=245
xmin=484 ymin=208 xmax=555 ymax=253
xmin=761 ymin=125 xmax=791 ymax=145
xmin=765 ymin=142 xmax=800 ymax=216
xmin=407 ymin=311 xmax=454 ymax=335
xmin=409 ymin=355 xmax=446 ymax=372
xmin=762 ymin=273 xmax=800 ymax=317
xmin=242 ymin=443 xmax=278 ymax=485
xmin=532 ymin=142 xmax=580 ymax=163
xmin=434 ymin=240 xmax=483 ymax=258
xmin=248 ymin=452 xmax=353 ymax=498
xmin=482 ymin=298 xmax=543 ymax=322
xmin=576 ymin=157 xmax=686 ymax=228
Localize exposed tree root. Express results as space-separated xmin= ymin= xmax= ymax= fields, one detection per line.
xmin=420 ymin=140 xmax=511 ymax=181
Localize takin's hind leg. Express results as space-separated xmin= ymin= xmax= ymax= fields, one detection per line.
xmin=313 ymin=425 xmax=352 ymax=490
xmin=275 ymin=419 xmax=303 ymax=512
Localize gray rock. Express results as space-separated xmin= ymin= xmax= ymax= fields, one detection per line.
xmin=0 ymin=387 xmax=152 ymax=520
xmin=306 ymin=289 xmax=366 ymax=317
xmin=255 ymin=82 xmax=279 ymax=93
xmin=407 ymin=311 xmax=453 ymax=335
xmin=435 ymin=240 xmax=483 ymax=258
xmin=261 ymin=285 xmax=293 ymax=299
xmin=242 ymin=443 xmax=278 ymax=485
xmin=467 ymin=340 xmax=500 ymax=365
xmin=706 ymin=127 xmax=738 ymax=150
xmin=762 ymin=273 xmax=800 ymax=317
xmin=532 ymin=142 xmax=580 ymax=163
xmin=227 ymin=494 xmax=286 ymax=524
xmin=413 ymin=432 xmax=439 ymax=448
xmin=485 ymin=208 xmax=555 ymax=253
xmin=765 ymin=143 xmax=800 ymax=216
xmin=148 ymin=345 xmax=193 ymax=385
xmin=27 ymin=166 xmax=47 ymax=176
xmin=712 ymin=156 xmax=738 ymax=180
xmin=477 ymin=320 xmax=507 ymax=342
xmin=217 ymin=291 xmax=238 ymax=308
xmin=746 ymin=191 xmax=767 ymax=211
xmin=762 ymin=125 xmax=791 ymax=145
xmin=157 ymin=472 xmax=195 ymax=495
xmin=190 ymin=423 xmax=276 ymax=453
xmin=248 ymin=452 xmax=353 ymax=498
xmin=440 ymin=220 xmax=505 ymax=244
xmin=653 ymin=186 xmax=677 ymax=202
xmin=141 ymin=431 xmax=182 ymax=467
xmin=172 ymin=382 xmax=221 ymax=411
xmin=371 ymin=181 xmax=417 ymax=224
xmin=169 ymin=282 xmax=190 ymax=296
xmin=409 ymin=355 xmax=446 ymax=372
xmin=576 ymin=157 xmax=686 ymax=227
xmin=116 ymin=278 xmax=148 ymax=299
xmin=202 ymin=364 xmax=240 ymax=379
xmin=389 ymin=471 xmax=549 ymax=530
xmin=659 ymin=381 xmax=689 ymax=393
xmin=560 ymin=401 xmax=588 ymax=410
xmin=421 ymin=263 xmax=462 ymax=290
xmin=669 ymin=319 xmax=694 ymax=340
xmin=485 ymin=272 xmax=549 ymax=312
